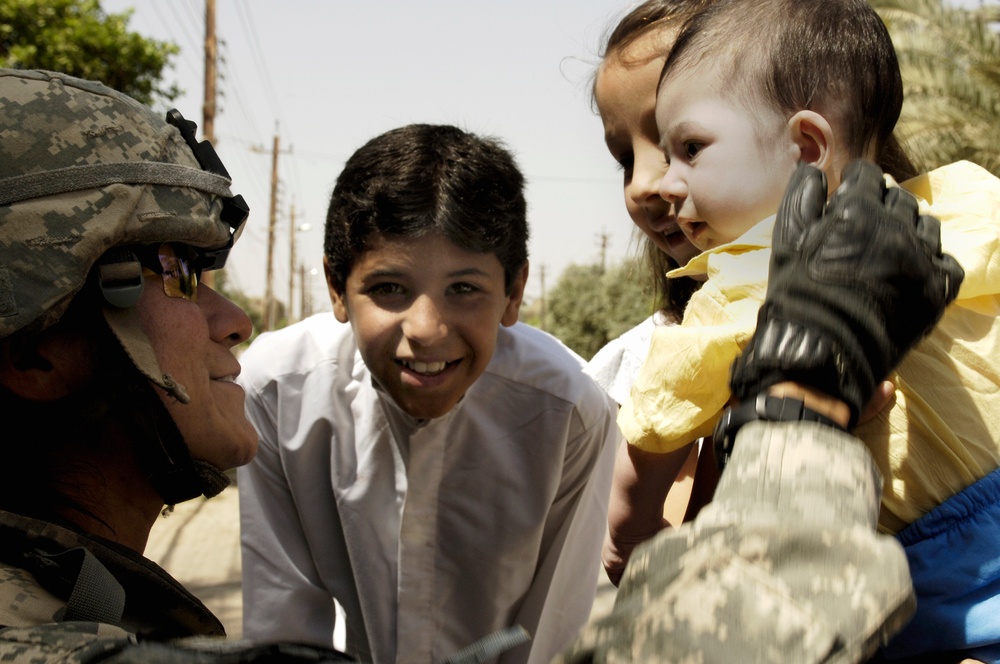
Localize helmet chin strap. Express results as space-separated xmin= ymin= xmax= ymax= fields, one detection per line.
xmin=101 ymin=303 xmax=190 ymax=404
xmin=100 ymin=301 xmax=230 ymax=504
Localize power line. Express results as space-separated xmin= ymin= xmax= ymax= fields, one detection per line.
xmin=229 ymin=2 xmax=309 ymax=214
xmin=217 ymin=44 xmax=266 ymax=147
xmin=163 ymin=1 xmax=202 ymax=57
xmin=233 ymin=1 xmax=284 ymax=129
xmin=149 ymin=2 xmax=200 ymax=83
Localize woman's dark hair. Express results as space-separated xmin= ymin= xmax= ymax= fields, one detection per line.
xmin=597 ymin=0 xmax=711 ymax=320
xmin=600 ymin=0 xmax=711 ymax=61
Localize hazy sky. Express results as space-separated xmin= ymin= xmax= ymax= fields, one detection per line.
xmin=101 ymin=0 xmax=994 ymax=315
xmin=101 ymin=0 xmax=639 ymax=314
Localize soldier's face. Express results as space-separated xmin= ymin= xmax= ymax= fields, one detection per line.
xmin=137 ymin=272 xmax=258 ymax=470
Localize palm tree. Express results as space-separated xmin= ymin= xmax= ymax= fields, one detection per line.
xmin=870 ymin=0 xmax=1000 ymax=176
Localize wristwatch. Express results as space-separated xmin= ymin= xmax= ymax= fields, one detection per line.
xmin=712 ymin=393 xmax=845 ymax=471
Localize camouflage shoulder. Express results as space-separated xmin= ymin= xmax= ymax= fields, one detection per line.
xmin=0 ymin=621 xmax=134 ymax=663
xmin=0 ymin=560 xmax=66 ymax=626
xmin=555 ymin=423 xmax=914 ymax=664
xmin=0 ymin=625 xmax=357 ymax=663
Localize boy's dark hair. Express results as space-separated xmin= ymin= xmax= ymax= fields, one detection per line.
xmin=324 ymin=124 xmax=528 ymax=295
xmin=662 ymin=0 xmax=907 ymax=170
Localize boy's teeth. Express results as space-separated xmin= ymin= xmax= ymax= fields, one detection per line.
xmin=405 ymin=360 xmax=447 ymax=375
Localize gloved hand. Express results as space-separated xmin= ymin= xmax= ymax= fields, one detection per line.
xmin=729 ymin=160 xmax=964 ymax=426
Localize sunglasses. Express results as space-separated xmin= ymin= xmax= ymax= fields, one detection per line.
xmin=135 ymin=242 xmax=203 ymax=302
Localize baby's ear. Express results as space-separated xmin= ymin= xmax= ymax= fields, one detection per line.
xmin=501 ymin=263 xmax=529 ymax=327
xmin=788 ymin=110 xmax=835 ymax=173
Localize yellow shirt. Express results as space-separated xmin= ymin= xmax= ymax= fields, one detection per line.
xmin=618 ymin=161 xmax=1000 ymax=533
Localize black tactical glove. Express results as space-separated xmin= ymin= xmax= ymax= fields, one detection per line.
xmin=729 ymin=160 xmax=965 ymax=427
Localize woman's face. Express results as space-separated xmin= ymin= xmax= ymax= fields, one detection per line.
xmin=595 ymin=31 xmax=701 ymax=268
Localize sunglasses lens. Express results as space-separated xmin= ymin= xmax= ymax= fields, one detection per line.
xmin=157 ymin=243 xmax=199 ymax=301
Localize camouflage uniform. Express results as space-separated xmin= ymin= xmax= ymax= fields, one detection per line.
xmin=0 ymin=70 xmax=356 ymax=663
xmin=0 ymin=508 xmax=229 ymax=660
xmin=557 ymin=421 xmax=916 ymax=664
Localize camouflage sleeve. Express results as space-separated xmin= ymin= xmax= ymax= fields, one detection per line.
xmin=557 ymin=421 xmax=916 ymax=664
xmin=0 ymin=623 xmax=356 ymax=663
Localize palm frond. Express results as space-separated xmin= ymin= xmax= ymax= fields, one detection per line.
xmin=870 ymin=0 xmax=1000 ymax=177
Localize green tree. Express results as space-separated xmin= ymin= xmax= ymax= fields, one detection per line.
xmin=0 ymin=0 xmax=179 ymax=106
xmin=543 ymin=258 xmax=654 ymax=361
xmin=872 ymin=0 xmax=1000 ymax=176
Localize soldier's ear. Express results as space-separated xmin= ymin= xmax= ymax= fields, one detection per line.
xmin=0 ymin=332 xmax=94 ymax=401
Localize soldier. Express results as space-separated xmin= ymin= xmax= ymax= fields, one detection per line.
xmin=0 ymin=69 xmax=351 ymax=662
xmin=557 ymin=161 xmax=966 ymax=663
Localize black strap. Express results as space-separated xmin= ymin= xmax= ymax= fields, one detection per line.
xmin=30 ymin=547 xmax=126 ymax=625
xmin=713 ymin=394 xmax=844 ymax=471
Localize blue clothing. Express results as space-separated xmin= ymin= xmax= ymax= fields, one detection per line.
xmin=883 ymin=467 xmax=1000 ymax=663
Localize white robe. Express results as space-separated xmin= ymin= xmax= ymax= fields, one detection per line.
xmin=237 ymin=314 xmax=617 ymax=664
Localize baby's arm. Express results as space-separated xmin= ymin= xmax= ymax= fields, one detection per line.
xmin=603 ymin=439 xmax=695 ymax=586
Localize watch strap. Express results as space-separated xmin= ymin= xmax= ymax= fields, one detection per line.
xmin=713 ymin=394 xmax=844 ymax=471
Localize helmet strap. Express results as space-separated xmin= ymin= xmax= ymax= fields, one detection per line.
xmin=116 ymin=373 xmax=231 ymax=505
xmin=101 ymin=303 xmax=190 ymax=404
xmin=100 ymin=305 xmax=229 ymax=503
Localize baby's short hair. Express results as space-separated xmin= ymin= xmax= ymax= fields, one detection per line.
xmin=324 ymin=124 xmax=528 ymax=295
xmin=661 ymin=0 xmax=903 ymax=160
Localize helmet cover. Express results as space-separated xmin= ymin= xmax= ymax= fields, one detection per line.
xmin=0 ymin=70 xmax=249 ymax=501
xmin=0 ymin=68 xmax=239 ymax=340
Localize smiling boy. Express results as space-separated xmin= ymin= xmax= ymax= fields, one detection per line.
xmin=330 ymin=232 xmax=521 ymax=420
xmin=236 ymin=124 xmax=618 ymax=664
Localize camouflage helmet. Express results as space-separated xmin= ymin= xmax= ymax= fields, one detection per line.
xmin=0 ymin=69 xmax=249 ymax=503
xmin=0 ymin=68 xmax=247 ymax=345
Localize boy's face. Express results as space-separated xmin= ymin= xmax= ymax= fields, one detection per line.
xmin=595 ymin=31 xmax=701 ymax=268
xmin=327 ymin=233 xmax=526 ymax=420
xmin=654 ymin=61 xmax=799 ymax=251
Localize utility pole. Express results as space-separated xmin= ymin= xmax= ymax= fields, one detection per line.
xmin=300 ymin=265 xmax=318 ymax=319
xmin=596 ymin=230 xmax=610 ymax=274
xmin=288 ymin=203 xmax=297 ymax=323
xmin=203 ymin=0 xmax=217 ymax=143
xmin=299 ymin=263 xmax=308 ymax=320
xmin=255 ymin=130 xmax=292 ymax=331
xmin=263 ymin=132 xmax=280 ymax=331
xmin=200 ymin=0 xmax=218 ymax=289
xmin=539 ymin=264 xmax=546 ymax=331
